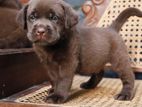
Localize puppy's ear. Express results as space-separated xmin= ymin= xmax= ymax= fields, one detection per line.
xmin=16 ymin=4 xmax=29 ymax=30
xmin=61 ymin=1 xmax=78 ymax=29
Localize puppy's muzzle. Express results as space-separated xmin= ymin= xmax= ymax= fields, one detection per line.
xmin=32 ymin=23 xmax=59 ymax=46
xmin=36 ymin=26 xmax=46 ymax=40
xmin=34 ymin=24 xmax=51 ymax=41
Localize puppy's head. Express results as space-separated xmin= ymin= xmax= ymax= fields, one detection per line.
xmin=17 ymin=0 xmax=78 ymax=46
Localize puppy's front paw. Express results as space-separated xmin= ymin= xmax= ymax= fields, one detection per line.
xmin=114 ymin=91 xmax=134 ymax=101
xmin=46 ymin=94 xmax=67 ymax=104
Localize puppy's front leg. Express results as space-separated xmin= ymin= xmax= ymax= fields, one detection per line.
xmin=45 ymin=58 xmax=78 ymax=104
xmin=46 ymin=48 xmax=79 ymax=103
xmin=46 ymin=75 xmax=73 ymax=104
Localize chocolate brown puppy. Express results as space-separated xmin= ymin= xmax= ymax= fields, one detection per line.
xmin=17 ymin=0 xmax=142 ymax=103
xmin=0 ymin=0 xmax=31 ymax=49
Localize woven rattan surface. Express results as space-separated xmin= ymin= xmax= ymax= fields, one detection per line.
xmin=15 ymin=75 xmax=142 ymax=107
xmin=97 ymin=0 xmax=142 ymax=70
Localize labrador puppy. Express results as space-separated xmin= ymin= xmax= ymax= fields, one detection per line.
xmin=0 ymin=0 xmax=31 ymax=49
xmin=17 ymin=0 xmax=142 ymax=103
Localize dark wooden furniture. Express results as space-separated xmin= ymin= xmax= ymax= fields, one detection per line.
xmin=0 ymin=49 xmax=47 ymax=99
xmin=0 ymin=102 xmax=54 ymax=107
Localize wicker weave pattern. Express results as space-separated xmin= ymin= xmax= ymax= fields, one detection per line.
xmin=97 ymin=0 xmax=142 ymax=69
xmin=15 ymin=76 xmax=142 ymax=107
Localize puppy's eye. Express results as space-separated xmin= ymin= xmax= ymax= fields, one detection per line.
xmin=28 ymin=13 xmax=38 ymax=22
xmin=52 ymin=15 xmax=59 ymax=21
xmin=49 ymin=13 xmax=59 ymax=22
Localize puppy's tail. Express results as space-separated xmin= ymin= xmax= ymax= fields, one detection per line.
xmin=110 ymin=8 xmax=142 ymax=32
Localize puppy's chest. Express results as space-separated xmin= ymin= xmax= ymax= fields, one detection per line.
xmin=52 ymin=51 xmax=68 ymax=63
xmin=34 ymin=45 xmax=69 ymax=64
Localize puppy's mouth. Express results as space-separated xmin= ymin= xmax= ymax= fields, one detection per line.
xmin=33 ymin=34 xmax=59 ymax=46
xmin=35 ymin=33 xmax=47 ymax=41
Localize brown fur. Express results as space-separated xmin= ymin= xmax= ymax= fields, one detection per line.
xmin=17 ymin=0 xmax=142 ymax=104
xmin=0 ymin=0 xmax=22 ymax=9
xmin=0 ymin=0 xmax=31 ymax=49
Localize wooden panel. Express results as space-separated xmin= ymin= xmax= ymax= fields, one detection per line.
xmin=0 ymin=102 xmax=53 ymax=107
xmin=0 ymin=49 xmax=47 ymax=99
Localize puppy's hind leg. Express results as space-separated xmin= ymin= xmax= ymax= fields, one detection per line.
xmin=80 ymin=70 xmax=104 ymax=89
xmin=111 ymin=54 xmax=135 ymax=101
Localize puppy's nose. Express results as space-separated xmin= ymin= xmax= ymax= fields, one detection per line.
xmin=36 ymin=27 xmax=46 ymax=36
